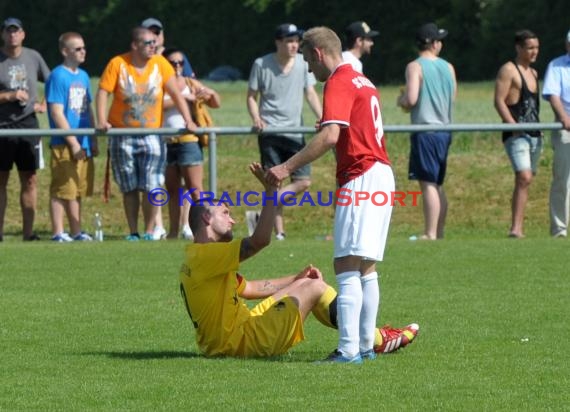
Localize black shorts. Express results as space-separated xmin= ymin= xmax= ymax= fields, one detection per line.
xmin=258 ymin=134 xmax=311 ymax=179
xmin=0 ymin=115 xmax=41 ymax=172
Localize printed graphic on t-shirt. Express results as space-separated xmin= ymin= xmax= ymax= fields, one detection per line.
xmin=68 ymin=82 xmax=88 ymax=115
xmin=8 ymin=64 xmax=27 ymax=90
xmin=118 ymin=63 xmax=162 ymax=127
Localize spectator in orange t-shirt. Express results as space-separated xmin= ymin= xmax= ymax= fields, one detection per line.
xmin=96 ymin=27 xmax=197 ymax=241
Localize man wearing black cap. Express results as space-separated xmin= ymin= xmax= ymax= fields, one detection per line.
xmin=246 ymin=23 xmax=322 ymax=241
xmin=342 ymin=21 xmax=379 ymax=74
xmin=0 ymin=17 xmax=50 ymax=241
xmin=397 ymin=22 xmax=456 ymax=241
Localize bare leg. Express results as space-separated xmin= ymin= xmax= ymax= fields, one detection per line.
xmin=0 ymin=171 xmax=10 ymax=237
xmin=510 ymin=170 xmax=532 ymax=238
xmin=165 ymin=165 xmax=181 ymax=238
xmin=50 ymin=197 xmax=67 ymax=235
xmin=142 ymin=191 xmax=158 ymax=235
xmin=19 ymin=170 xmax=37 ymax=239
xmin=419 ymin=181 xmax=445 ymax=240
xmin=276 ymin=178 xmax=310 ymax=235
xmin=123 ymin=190 xmax=140 ymax=235
xmin=271 ymin=277 xmax=328 ymax=320
xmin=436 ymin=185 xmax=447 ymax=239
xmin=66 ymin=198 xmax=81 ymax=236
xmin=180 ymin=164 xmax=203 ymax=236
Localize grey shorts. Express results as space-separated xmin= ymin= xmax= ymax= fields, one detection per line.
xmin=503 ymin=134 xmax=542 ymax=174
xmin=258 ymin=134 xmax=310 ymax=179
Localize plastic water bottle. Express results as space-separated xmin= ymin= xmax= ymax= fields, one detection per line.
xmin=94 ymin=213 xmax=103 ymax=241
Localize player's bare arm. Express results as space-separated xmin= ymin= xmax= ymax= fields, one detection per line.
xmin=494 ymin=63 xmax=518 ymax=124
xmin=239 ymin=162 xmax=279 ymax=262
xmin=398 ymin=61 xmax=422 ymax=109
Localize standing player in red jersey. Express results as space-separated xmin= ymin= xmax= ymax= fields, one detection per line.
xmin=266 ymin=26 xmax=418 ymax=363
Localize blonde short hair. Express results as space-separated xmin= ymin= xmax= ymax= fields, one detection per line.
xmin=58 ymin=32 xmax=83 ymax=51
xmin=302 ymin=26 xmax=342 ymax=57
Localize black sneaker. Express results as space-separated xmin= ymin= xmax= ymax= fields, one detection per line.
xmin=23 ymin=234 xmax=40 ymax=241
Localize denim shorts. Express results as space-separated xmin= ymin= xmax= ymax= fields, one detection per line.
xmin=504 ymin=134 xmax=542 ymax=174
xmin=166 ymin=142 xmax=203 ymax=167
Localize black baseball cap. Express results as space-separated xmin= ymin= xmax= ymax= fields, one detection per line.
xmin=275 ymin=23 xmax=303 ymax=40
xmin=345 ymin=21 xmax=379 ymax=39
xmin=416 ymin=22 xmax=448 ymax=44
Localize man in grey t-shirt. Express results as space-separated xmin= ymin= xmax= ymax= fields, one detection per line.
xmin=246 ymin=23 xmax=322 ymax=240
xmin=0 ymin=18 xmax=50 ymax=241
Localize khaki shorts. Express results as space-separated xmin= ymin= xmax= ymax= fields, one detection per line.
xmin=238 ymin=295 xmax=305 ymax=357
xmin=50 ymin=145 xmax=94 ymax=200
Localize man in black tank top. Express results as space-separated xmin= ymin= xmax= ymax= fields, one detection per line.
xmin=494 ymin=29 xmax=541 ymax=238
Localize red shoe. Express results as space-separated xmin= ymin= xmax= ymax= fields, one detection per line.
xmin=374 ymin=323 xmax=419 ymax=354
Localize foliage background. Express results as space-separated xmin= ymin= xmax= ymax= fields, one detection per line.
xmin=1 ymin=0 xmax=569 ymax=83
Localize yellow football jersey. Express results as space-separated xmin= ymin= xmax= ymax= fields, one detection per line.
xmin=179 ymin=239 xmax=251 ymax=356
xmin=179 ymin=239 xmax=305 ymax=357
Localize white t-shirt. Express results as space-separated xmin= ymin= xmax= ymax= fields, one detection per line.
xmin=163 ymin=84 xmax=190 ymax=128
xmin=342 ymin=51 xmax=363 ymax=74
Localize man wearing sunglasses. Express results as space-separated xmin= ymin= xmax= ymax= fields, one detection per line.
xmin=96 ymin=27 xmax=197 ymax=241
xmin=141 ymin=17 xmax=196 ymax=79
xmin=45 ymin=32 xmax=98 ymax=242
xmin=0 ymin=17 xmax=50 ymax=242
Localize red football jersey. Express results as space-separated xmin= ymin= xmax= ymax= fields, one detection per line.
xmin=321 ymin=63 xmax=390 ymax=186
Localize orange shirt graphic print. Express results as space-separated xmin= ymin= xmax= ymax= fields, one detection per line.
xmin=118 ymin=64 xmax=163 ymax=127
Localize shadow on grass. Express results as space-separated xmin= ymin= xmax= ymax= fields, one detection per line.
xmin=81 ymin=350 xmax=201 ymax=360
xmin=80 ymin=350 xmax=316 ymax=363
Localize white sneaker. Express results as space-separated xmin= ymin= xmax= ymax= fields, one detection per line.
xmin=182 ymin=225 xmax=194 ymax=240
xmin=51 ymin=232 xmax=73 ymax=242
xmin=245 ymin=210 xmax=261 ymax=236
xmin=152 ymin=226 xmax=167 ymax=240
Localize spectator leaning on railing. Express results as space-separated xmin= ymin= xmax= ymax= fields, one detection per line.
xmin=0 ymin=17 xmax=50 ymax=242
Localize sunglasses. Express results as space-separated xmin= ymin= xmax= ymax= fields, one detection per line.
xmin=72 ymin=46 xmax=86 ymax=52
xmin=141 ymin=39 xmax=156 ymax=46
xmin=150 ymin=28 xmax=162 ymax=35
xmin=168 ymin=60 xmax=184 ymax=67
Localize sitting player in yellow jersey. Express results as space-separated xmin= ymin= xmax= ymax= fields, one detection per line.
xmin=179 ymin=162 xmax=418 ymax=360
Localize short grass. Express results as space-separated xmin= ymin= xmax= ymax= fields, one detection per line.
xmin=1 ymin=238 xmax=568 ymax=410
xmin=1 ymin=80 xmax=567 ymax=410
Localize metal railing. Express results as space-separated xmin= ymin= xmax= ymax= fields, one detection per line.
xmin=0 ymin=122 xmax=563 ymax=195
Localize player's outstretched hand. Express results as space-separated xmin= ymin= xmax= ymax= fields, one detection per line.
xmin=249 ymin=162 xmax=278 ymax=191
xmin=295 ymin=265 xmax=323 ymax=281
xmin=265 ymin=163 xmax=290 ymax=186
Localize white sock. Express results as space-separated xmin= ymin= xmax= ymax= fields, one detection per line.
xmin=336 ymin=271 xmax=363 ymax=358
xmin=360 ymin=272 xmax=380 ymax=353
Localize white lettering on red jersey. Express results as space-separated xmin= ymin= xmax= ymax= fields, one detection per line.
xmin=320 ymin=63 xmax=390 ymax=186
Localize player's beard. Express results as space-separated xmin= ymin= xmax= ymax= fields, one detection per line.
xmin=219 ymin=230 xmax=233 ymax=242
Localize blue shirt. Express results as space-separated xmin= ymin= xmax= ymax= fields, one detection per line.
xmin=45 ymin=65 xmax=93 ymax=156
xmin=182 ymin=54 xmax=195 ymax=78
xmin=542 ymin=53 xmax=570 ymax=116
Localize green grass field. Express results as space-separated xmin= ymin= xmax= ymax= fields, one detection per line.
xmin=1 ymin=238 xmax=568 ymax=410
xmin=1 ymin=81 xmax=569 ymax=410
